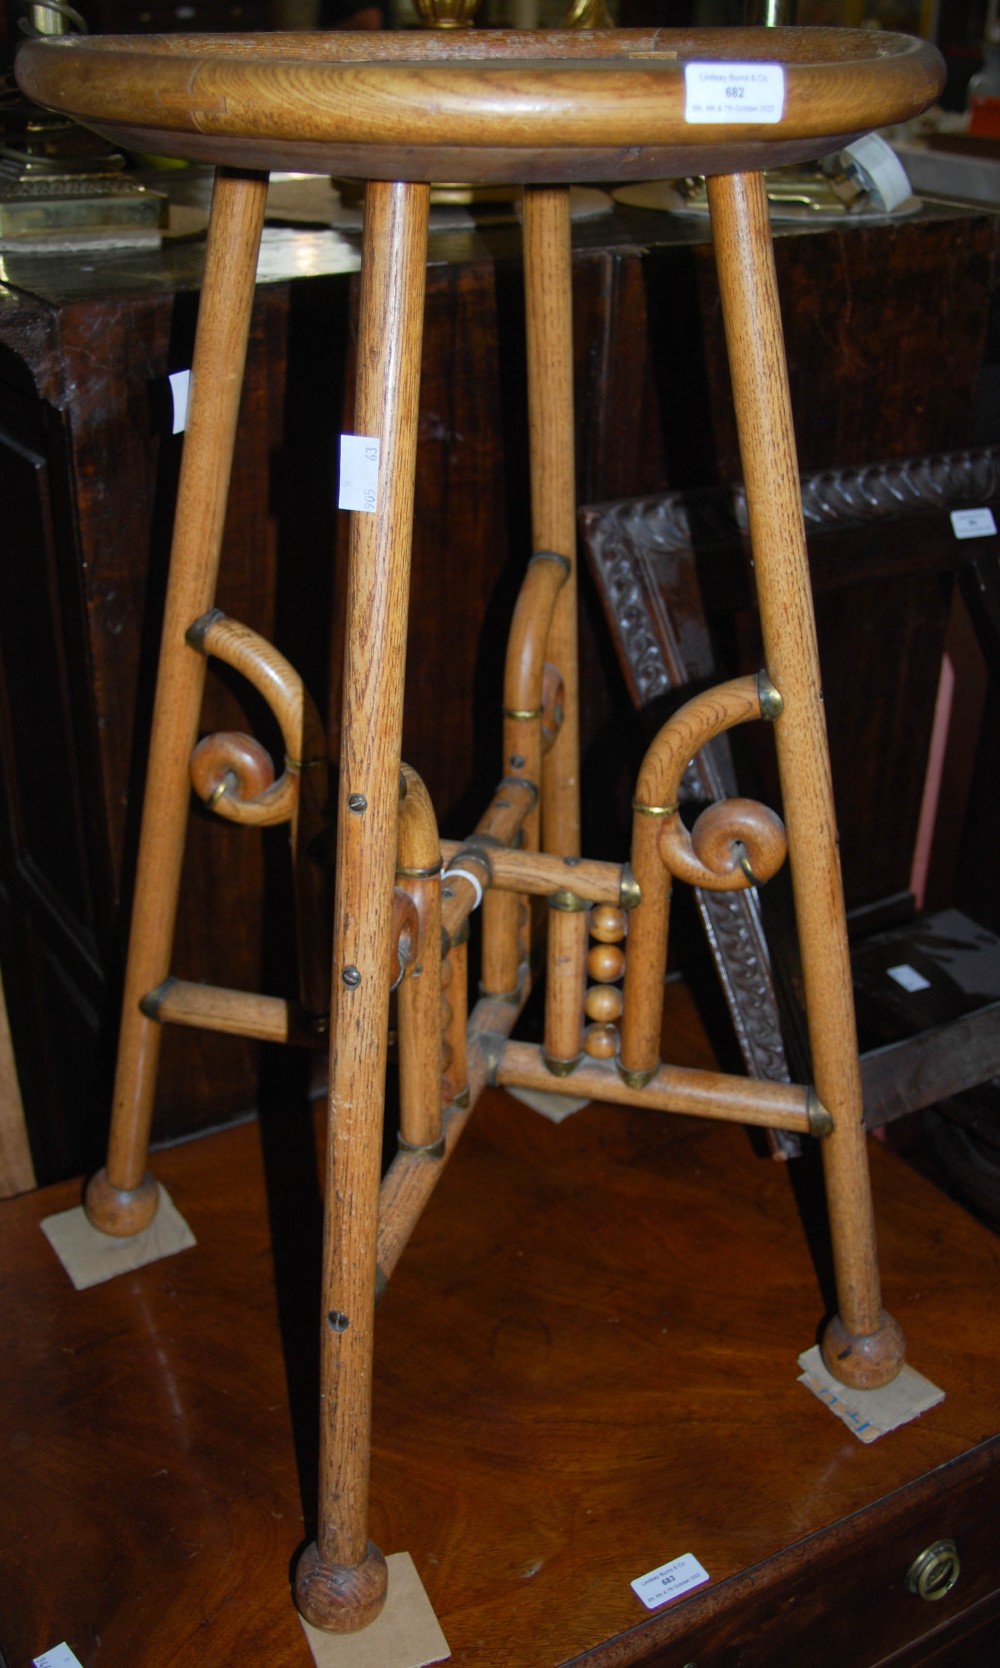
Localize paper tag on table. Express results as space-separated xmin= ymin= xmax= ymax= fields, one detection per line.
xmin=631 ymin=1552 xmax=710 ymax=1610
xmin=950 ymin=506 xmax=997 ymax=540
xmin=684 ymin=63 xmax=785 ymax=124
xmin=34 ymin=1646 xmax=84 ymax=1668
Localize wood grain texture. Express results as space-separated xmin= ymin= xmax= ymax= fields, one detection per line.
xmin=1 ymin=991 xmax=998 ymax=1666
xmin=86 ymin=168 xmax=269 ymax=1231
xmin=305 ymin=180 xmax=430 ymax=1620
xmin=524 ymin=189 xmax=581 ymax=858
xmin=15 ymin=29 xmax=944 ymax=182
xmin=708 ymin=171 xmax=898 ymax=1380
xmin=2 ymin=202 xmax=995 ymax=1176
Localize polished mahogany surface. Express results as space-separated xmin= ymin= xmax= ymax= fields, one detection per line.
xmin=1 ymin=987 xmax=998 ymax=1666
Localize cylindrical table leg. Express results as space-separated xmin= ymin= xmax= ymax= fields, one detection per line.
xmin=523 ymin=185 xmax=580 ymax=858
xmin=295 ymin=179 xmax=430 ymax=1634
xmin=707 ymin=170 xmax=904 ymax=1389
xmin=86 ymin=169 xmax=269 ymax=1237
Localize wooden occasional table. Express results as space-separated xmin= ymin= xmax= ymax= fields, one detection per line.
xmin=1 ymin=989 xmax=998 ymax=1666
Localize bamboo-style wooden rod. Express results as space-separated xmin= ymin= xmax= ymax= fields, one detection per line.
xmin=503 ymin=551 xmax=569 ymax=854
xmin=621 ymin=675 xmax=770 ymax=1085
xmin=140 ymin=977 xmax=318 ymax=1046
xmin=442 ymin=936 xmax=469 ymax=1110
xmin=709 ymin=169 xmax=902 ymax=1386
xmin=85 ymin=169 xmax=269 ymax=1239
xmin=481 ymin=890 xmax=523 ymax=1000
xmin=495 ymin=1041 xmax=820 ymax=1134
xmin=376 ymin=982 xmax=531 ymax=1284
xmin=439 ymin=840 xmax=632 ymax=906
xmin=190 ymin=610 xmax=332 ymax=1022
xmin=523 ymin=186 xmax=580 ymax=858
xmin=397 ymin=766 xmax=444 ymax=1151
xmin=543 ymin=896 xmax=588 ymax=1069
xmin=438 ymin=773 xmax=550 ymax=999
xmin=300 ymin=180 xmax=431 ymax=1632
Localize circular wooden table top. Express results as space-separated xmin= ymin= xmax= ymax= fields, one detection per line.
xmin=16 ymin=27 xmax=944 ymax=185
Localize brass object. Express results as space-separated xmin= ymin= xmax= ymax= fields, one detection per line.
xmin=618 ymin=864 xmax=641 ymax=913
xmin=632 ymin=800 xmax=680 ymax=818
xmin=737 ymin=852 xmax=762 ymax=888
xmin=806 ymin=1088 xmax=834 ymax=1139
xmin=529 ymin=550 xmax=572 ymax=575
xmin=498 ymin=776 xmax=539 ymax=802
xmin=549 ymin=889 xmax=588 ymax=912
xmin=616 ymin=1060 xmax=657 ymax=1091
xmin=1 ymin=3 xmax=166 ymax=242
xmin=138 ymin=978 xmax=174 ymax=1021
xmin=757 ymin=670 xmax=785 ymax=721
xmin=185 ymin=609 xmax=226 ymax=652
xmin=542 ymin=1049 xmax=584 ymax=1078
xmin=906 ymin=1540 xmax=961 ymax=1602
xmin=412 ymin=0 xmax=479 ymax=25
xmin=397 ymin=1133 xmax=446 ymax=1159
xmin=205 ymin=775 xmax=235 ymax=808
xmin=396 ymin=860 xmax=444 ymax=879
xmin=564 ymin=0 xmax=614 ymax=22
xmin=504 ymin=706 xmax=544 ymax=721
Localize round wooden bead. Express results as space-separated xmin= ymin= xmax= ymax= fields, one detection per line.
xmin=584 ymin=1022 xmax=619 ymax=1059
xmin=587 ymin=942 xmax=626 ymax=983
xmin=589 ymin=905 xmax=627 ymax=943
xmin=585 ymin=983 xmax=624 ymax=1022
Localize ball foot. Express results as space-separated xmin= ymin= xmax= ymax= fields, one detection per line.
xmin=821 ymin=1308 xmax=906 ymax=1390
xmin=84 ymin=1167 xmax=160 ymax=1237
xmin=295 ymin=1540 xmax=388 ymax=1634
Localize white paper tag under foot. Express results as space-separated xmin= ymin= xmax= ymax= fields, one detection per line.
xmin=299 ymin=1552 xmax=449 ymax=1668
xmin=798 ymin=1345 xmax=945 ymax=1443
xmin=40 ymin=1185 xmax=195 ymax=1291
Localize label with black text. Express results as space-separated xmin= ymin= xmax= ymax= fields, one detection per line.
xmin=684 ymin=63 xmax=784 ymax=124
xmin=631 ymin=1552 xmax=710 ymax=1610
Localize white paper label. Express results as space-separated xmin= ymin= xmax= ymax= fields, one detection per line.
xmin=684 ymin=63 xmax=784 ymax=124
xmin=950 ymin=506 xmax=997 ymax=540
xmin=169 ymin=369 xmax=191 ymax=435
xmin=34 ymin=1646 xmax=84 ymax=1668
xmin=339 ymin=433 xmax=380 ymax=514
xmin=631 ymin=1551 xmax=710 ymax=1610
xmin=887 ymin=962 xmax=932 ymax=993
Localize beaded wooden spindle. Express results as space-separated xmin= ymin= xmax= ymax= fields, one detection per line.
xmin=584 ymin=903 xmax=627 ymax=1061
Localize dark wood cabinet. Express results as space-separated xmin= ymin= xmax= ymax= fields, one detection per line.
xmin=1 ymin=192 xmax=998 ymax=1183
xmin=2 ymin=1035 xmax=998 ymax=1666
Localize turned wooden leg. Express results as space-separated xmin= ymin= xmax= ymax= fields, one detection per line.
xmin=707 ymin=171 xmax=904 ymax=1390
xmin=523 ymin=185 xmax=580 ymax=859
xmin=86 ymin=169 xmax=269 ymax=1237
xmin=294 ymin=179 xmax=430 ymax=1634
